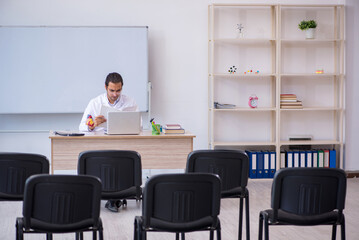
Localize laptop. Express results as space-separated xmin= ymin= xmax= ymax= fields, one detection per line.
xmin=106 ymin=111 xmax=141 ymax=135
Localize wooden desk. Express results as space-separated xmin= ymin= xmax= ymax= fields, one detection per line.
xmin=49 ymin=130 xmax=195 ymax=173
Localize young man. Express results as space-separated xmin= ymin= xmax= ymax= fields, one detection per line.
xmin=79 ymin=72 xmax=138 ymax=132
xmin=79 ymin=72 xmax=138 ymax=212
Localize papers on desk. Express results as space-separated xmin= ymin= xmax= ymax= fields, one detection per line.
xmin=54 ymin=131 xmax=84 ymax=136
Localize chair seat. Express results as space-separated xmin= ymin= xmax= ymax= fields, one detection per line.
xmin=0 ymin=192 xmax=22 ymax=201
xmin=102 ymin=186 xmax=140 ymax=199
xmin=221 ymin=187 xmax=248 ymax=198
xmin=149 ymin=216 xmax=217 ymax=232
xmin=26 ymin=218 xmax=98 ymax=233
xmin=264 ymin=209 xmax=342 ymax=226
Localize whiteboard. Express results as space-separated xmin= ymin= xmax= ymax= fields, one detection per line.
xmin=0 ymin=26 xmax=148 ymax=113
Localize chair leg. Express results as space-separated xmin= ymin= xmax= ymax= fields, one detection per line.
xmin=332 ymin=224 xmax=337 ymax=240
xmin=238 ymin=197 xmax=244 ymax=240
xmin=46 ymin=233 xmax=53 ymax=240
xmin=245 ymin=194 xmax=250 ymax=240
xmin=97 ymin=218 xmax=104 ymax=240
xmin=134 ymin=217 xmax=144 ymax=240
xmin=99 ymin=229 xmax=104 ymax=240
xmin=143 ymin=231 xmax=147 ymax=240
xmin=210 ymin=230 xmax=214 ymax=240
xmin=93 ymin=230 xmax=97 ymax=240
xmin=263 ymin=213 xmax=269 ymax=240
xmin=175 ymin=232 xmax=185 ymax=240
xmin=15 ymin=218 xmax=23 ymax=240
xmin=258 ymin=212 xmax=263 ymax=240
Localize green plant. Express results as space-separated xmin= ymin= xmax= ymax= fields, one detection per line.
xmin=298 ymin=20 xmax=317 ymax=30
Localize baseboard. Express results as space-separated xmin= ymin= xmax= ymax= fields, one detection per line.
xmin=346 ymin=171 xmax=359 ymax=178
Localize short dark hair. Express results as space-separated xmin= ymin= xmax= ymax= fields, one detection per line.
xmin=105 ymin=72 xmax=123 ymax=86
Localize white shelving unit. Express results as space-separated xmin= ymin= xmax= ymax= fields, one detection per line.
xmin=208 ymin=4 xmax=345 ymax=169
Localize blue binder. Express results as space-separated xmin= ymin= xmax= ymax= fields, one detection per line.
xmin=269 ymin=151 xmax=276 ymax=178
xmin=293 ymin=151 xmax=300 ymax=167
xmin=263 ymin=151 xmax=270 ymax=178
xmin=280 ymin=152 xmax=286 ymax=168
xmin=299 ymin=151 xmax=306 ymax=167
xmin=312 ymin=150 xmax=318 ymax=167
xmin=257 ymin=151 xmax=264 ymax=178
xmin=329 ymin=149 xmax=337 ymax=168
xmin=286 ymin=151 xmax=293 ymax=168
xmin=246 ymin=151 xmax=257 ymax=178
xmin=305 ymin=150 xmax=313 ymax=167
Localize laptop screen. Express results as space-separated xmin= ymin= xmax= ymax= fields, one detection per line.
xmin=106 ymin=111 xmax=141 ymax=135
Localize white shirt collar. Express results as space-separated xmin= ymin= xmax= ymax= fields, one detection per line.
xmin=107 ymin=94 xmax=121 ymax=106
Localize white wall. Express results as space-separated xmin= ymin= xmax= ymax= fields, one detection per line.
xmin=1 ymin=0 xmax=357 ymax=171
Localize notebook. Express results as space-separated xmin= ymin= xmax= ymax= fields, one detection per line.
xmin=106 ymin=111 xmax=141 ymax=135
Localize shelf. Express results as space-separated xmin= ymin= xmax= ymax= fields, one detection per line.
xmin=281 ymin=39 xmax=342 ymax=43
xmin=280 ymin=73 xmax=341 ymax=77
xmin=211 ymin=107 xmax=276 ymax=112
xmin=211 ymin=73 xmax=275 ymax=78
xmin=213 ymin=141 xmax=276 ymax=147
xmin=280 ymin=140 xmax=341 ymax=145
xmin=208 ymin=4 xmax=344 ymax=170
xmin=211 ymin=38 xmax=275 ymax=44
xmin=280 ymin=107 xmax=342 ymax=111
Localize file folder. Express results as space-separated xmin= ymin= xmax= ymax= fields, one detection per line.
xmin=329 ymin=149 xmax=337 ymax=168
xmin=306 ymin=151 xmax=313 ymax=167
xmin=263 ymin=151 xmax=270 ymax=178
xmin=286 ymin=151 xmax=293 ymax=168
xmin=324 ymin=149 xmax=330 ymax=168
xmin=269 ymin=151 xmax=276 ymax=178
xmin=246 ymin=151 xmax=257 ymax=178
xmin=257 ymin=151 xmax=264 ymax=178
xmin=312 ymin=151 xmax=318 ymax=167
xmin=280 ymin=152 xmax=286 ymax=168
xmin=318 ymin=150 xmax=324 ymax=167
xmin=300 ymin=151 xmax=306 ymax=167
xmin=293 ymin=151 xmax=300 ymax=167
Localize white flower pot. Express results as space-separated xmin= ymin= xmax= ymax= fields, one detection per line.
xmin=305 ymin=28 xmax=316 ymax=39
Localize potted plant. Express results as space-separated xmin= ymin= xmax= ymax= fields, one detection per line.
xmin=298 ymin=20 xmax=317 ymax=39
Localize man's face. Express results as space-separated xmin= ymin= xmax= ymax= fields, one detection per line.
xmin=106 ymin=82 xmax=122 ymax=104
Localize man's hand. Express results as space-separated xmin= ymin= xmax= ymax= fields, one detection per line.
xmin=88 ymin=115 xmax=107 ymax=130
xmin=94 ymin=115 xmax=107 ymax=127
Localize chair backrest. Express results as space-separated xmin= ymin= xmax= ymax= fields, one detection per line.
xmin=271 ymin=168 xmax=347 ymax=220
xmin=78 ymin=150 xmax=142 ymax=192
xmin=186 ymin=150 xmax=249 ymax=192
xmin=22 ymin=174 xmax=102 ymax=231
xmin=142 ymin=173 xmax=221 ymax=229
xmin=0 ymin=153 xmax=49 ymax=200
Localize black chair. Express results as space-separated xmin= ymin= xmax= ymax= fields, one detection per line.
xmin=186 ymin=149 xmax=250 ymax=240
xmin=0 ymin=152 xmax=49 ymax=200
xmin=78 ymin=150 xmax=142 ymax=211
xmin=134 ymin=173 xmax=222 ymax=240
xmin=258 ymin=167 xmax=347 ymax=240
xmin=16 ymin=174 xmax=103 ymax=240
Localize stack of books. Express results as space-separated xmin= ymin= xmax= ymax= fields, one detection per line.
xmin=280 ymin=94 xmax=303 ymax=109
xmin=162 ymin=124 xmax=185 ymax=134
